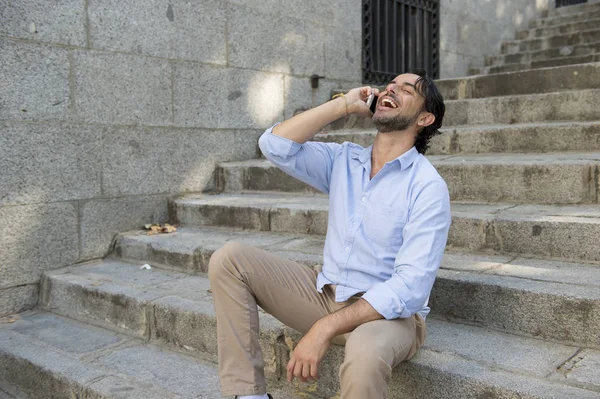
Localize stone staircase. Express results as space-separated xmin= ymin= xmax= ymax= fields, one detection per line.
xmin=2 ymin=3 xmax=600 ymax=398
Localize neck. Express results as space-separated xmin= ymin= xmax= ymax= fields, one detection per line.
xmin=373 ymin=130 xmax=415 ymax=162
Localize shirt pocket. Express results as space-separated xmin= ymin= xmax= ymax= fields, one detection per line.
xmin=362 ymin=203 xmax=407 ymax=247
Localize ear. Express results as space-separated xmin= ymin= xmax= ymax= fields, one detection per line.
xmin=417 ymin=112 xmax=435 ymax=128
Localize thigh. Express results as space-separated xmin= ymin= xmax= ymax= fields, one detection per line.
xmin=344 ymin=315 xmax=424 ymax=367
xmin=211 ymin=241 xmax=338 ymax=333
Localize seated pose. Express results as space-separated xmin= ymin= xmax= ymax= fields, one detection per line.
xmin=208 ymin=70 xmax=451 ymax=399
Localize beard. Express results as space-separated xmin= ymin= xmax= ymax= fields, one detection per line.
xmin=373 ymin=109 xmax=420 ymax=133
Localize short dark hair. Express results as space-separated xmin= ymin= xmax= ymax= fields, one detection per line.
xmin=411 ymin=69 xmax=445 ymax=154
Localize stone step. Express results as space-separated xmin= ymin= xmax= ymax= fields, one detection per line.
xmin=470 ymin=54 xmax=600 ymax=75
xmin=0 ymin=311 xmax=299 ymax=399
xmin=549 ymin=0 xmax=600 ymax=17
xmin=530 ymin=7 xmax=600 ymax=29
xmin=437 ymin=62 xmax=600 ymax=100
xmin=35 ymin=260 xmax=600 ymax=398
xmin=217 ymin=152 xmax=600 ymax=204
xmin=517 ymin=18 xmax=600 ymax=41
xmin=330 ymin=89 xmax=600 ymax=130
xmin=315 ymin=122 xmax=600 ymax=155
xmin=485 ymin=41 xmax=600 ymax=67
xmin=172 ymin=193 xmax=600 ymax=263
xmin=502 ymin=28 xmax=600 ymax=55
xmin=444 ymin=88 xmax=600 ymax=126
xmin=113 ymin=226 xmax=600 ymax=346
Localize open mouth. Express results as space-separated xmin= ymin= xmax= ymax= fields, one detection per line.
xmin=379 ymin=97 xmax=398 ymax=109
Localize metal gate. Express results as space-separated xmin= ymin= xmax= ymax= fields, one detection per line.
xmin=362 ymin=0 xmax=440 ymax=85
xmin=555 ymin=0 xmax=587 ymax=7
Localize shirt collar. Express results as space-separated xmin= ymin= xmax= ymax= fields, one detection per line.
xmin=353 ymin=145 xmax=419 ymax=171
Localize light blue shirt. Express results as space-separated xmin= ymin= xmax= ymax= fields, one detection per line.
xmin=258 ymin=126 xmax=451 ymax=320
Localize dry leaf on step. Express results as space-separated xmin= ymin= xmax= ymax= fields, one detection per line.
xmin=162 ymin=223 xmax=177 ymax=233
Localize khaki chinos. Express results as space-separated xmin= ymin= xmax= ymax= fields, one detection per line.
xmin=208 ymin=241 xmax=426 ymax=398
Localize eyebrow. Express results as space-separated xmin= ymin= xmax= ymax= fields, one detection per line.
xmin=388 ymin=80 xmax=416 ymax=90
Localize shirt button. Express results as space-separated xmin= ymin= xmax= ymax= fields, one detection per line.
xmin=344 ymin=246 xmax=350 ymax=252
xmin=361 ymin=196 xmax=367 ymax=202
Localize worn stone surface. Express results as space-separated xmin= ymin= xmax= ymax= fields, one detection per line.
xmin=0 ymin=0 xmax=86 ymax=46
xmin=437 ymin=63 xmax=600 ymax=100
xmin=0 ymin=286 xmax=38 ymax=318
xmin=503 ymin=29 xmax=600 ymax=55
xmin=324 ymin=28 xmax=362 ymax=82
xmin=431 ymin=270 xmax=600 ymax=345
xmin=435 ymin=122 xmax=600 ymax=155
xmin=95 ymin=344 xmax=222 ymax=397
xmin=445 ymin=89 xmax=600 ymax=126
xmin=0 ymin=121 xmax=103 ymax=206
xmin=227 ymin=4 xmax=325 ymax=76
xmin=85 ymin=375 xmax=179 ymax=399
xmin=103 ymin=126 xmax=260 ymax=197
xmin=518 ymin=18 xmax=600 ymax=40
xmin=174 ymin=62 xmax=284 ymax=129
xmin=219 ymin=153 xmax=600 ymax=203
xmin=72 ymin=50 xmax=171 ymax=125
xmin=7 ymin=312 xmax=123 ymax=354
xmin=0 ymin=203 xmax=78 ymax=289
xmin=88 ymin=0 xmax=226 ymax=64
xmin=0 ymin=329 xmax=106 ymax=399
xmin=80 ymin=195 xmax=170 ymax=260
xmin=559 ymin=349 xmax=600 ymax=390
xmin=0 ymin=39 xmax=69 ymax=121
xmin=115 ymin=227 xmax=293 ymax=273
xmin=40 ymin=260 xmax=184 ymax=336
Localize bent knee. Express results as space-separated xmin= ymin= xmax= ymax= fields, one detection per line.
xmin=207 ymin=241 xmax=246 ymax=280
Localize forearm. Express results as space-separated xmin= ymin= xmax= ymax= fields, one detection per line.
xmin=272 ymin=96 xmax=348 ymax=144
xmin=315 ymin=298 xmax=384 ymax=340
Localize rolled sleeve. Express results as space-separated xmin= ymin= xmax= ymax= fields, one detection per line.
xmin=363 ymin=179 xmax=451 ymax=319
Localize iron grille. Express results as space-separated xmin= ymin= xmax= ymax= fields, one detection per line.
xmin=556 ymin=0 xmax=587 ymax=7
xmin=362 ymin=0 xmax=440 ymax=85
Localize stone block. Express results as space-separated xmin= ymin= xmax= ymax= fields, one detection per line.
xmin=227 ymin=0 xmax=335 ymax=27
xmin=330 ymin=0 xmax=362 ymax=30
xmin=0 ymin=39 xmax=69 ymax=121
xmin=324 ymin=28 xmax=362 ymax=82
xmin=0 ymin=330 xmax=106 ymax=399
xmin=227 ymin=4 xmax=326 ymax=76
xmin=0 ymin=203 xmax=78 ymax=289
xmin=174 ymin=62 xmax=284 ymax=129
xmin=72 ymin=50 xmax=171 ymax=125
xmin=0 ymin=286 xmax=38 ymax=317
xmin=0 ymin=1 xmax=86 ymax=46
xmin=40 ymin=260 xmax=184 ymax=336
xmin=0 ymin=121 xmax=102 ymax=206
xmin=102 ymin=126 xmax=260 ymax=197
xmin=94 ymin=344 xmax=221 ymax=397
xmin=8 ymin=312 xmax=123 ymax=355
xmin=560 ymin=349 xmax=600 ymax=391
xmin=80 ymin=195 xmax=170 ymax=260
xmin=85 ymin=376 xmax=178 ymax=399
xmin=88 ymin=0 xmax=226 ymax=64
xmin=284 ymin=76 xmax=347 ymax=120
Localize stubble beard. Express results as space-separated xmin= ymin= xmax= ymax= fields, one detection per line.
xmin=373 ymin=109 xmax=420 ymax=133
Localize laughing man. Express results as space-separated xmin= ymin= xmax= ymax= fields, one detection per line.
xmin=208 ymin=69 xmax=451 ymax=399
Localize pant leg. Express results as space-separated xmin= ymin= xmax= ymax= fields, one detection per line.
xmin=207 ymin=241 xmax=340 ymax=397
xmin=339 ymin=314 xmax=426 ymax=399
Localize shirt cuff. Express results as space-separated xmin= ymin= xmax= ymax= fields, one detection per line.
xmin=362 ymin=282 xmax=410 ymax=320
xmin=261 ymin=124 xmax=302 ymax=158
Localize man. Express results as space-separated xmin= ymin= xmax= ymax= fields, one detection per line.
xmin=208 ymin=70 xmax=451 ymax=399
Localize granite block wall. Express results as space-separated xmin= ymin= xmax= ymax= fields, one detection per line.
xmin=0 ymin=0 xmax=363 ymax=316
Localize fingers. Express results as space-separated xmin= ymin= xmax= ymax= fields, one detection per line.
xmin=286 ymin=358 xmax=320 ymax=383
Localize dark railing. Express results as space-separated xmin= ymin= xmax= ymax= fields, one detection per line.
xmin=556 ymin=0 xmax=587 ymax=7
xmin=362 ymin=0 xmax=440 ymax=85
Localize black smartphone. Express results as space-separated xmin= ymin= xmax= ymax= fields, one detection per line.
xmin=369 ymin=95 xmax=378 ymax=114
xmin=367 ymin=92 xmax=378 ymax=114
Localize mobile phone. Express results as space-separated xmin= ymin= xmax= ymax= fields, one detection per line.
xmin=366 ymin=92 xmax=378 ymax=114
